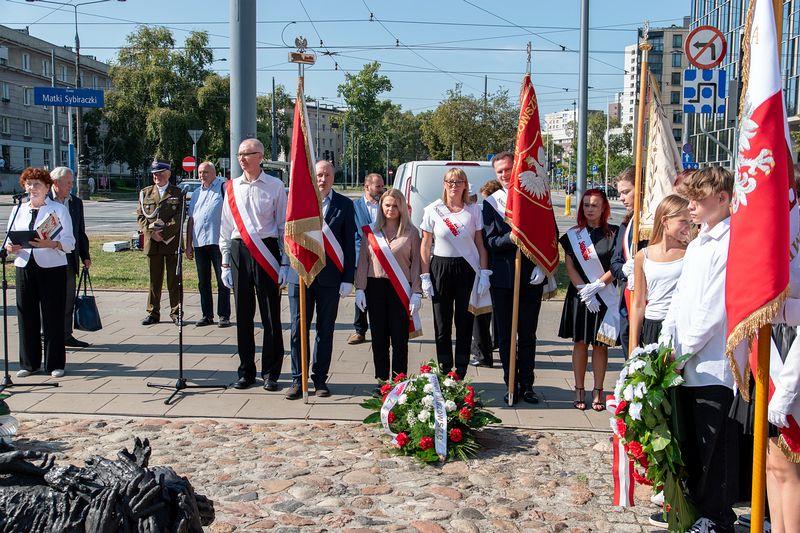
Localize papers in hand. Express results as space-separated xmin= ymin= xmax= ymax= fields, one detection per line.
xmin=35 ymin=212 xmax=62 ymax=240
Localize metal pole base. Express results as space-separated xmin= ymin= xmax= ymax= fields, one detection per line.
xmin=0 ymin=373 xmax=60 ymax=392
xmin=146 ymin=379 xmax=227 ymax=406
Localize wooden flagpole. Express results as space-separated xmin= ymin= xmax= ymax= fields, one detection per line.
xmin=750 ymin=4 xmax=782 ymax=529
xmin=300 ymin=278 xmax=310 ymax=403
xmin=628 ymin=25 xmax=651 ymax=356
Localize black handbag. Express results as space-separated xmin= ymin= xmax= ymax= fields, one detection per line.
xmin=73 ymin=268 xmax=102 ymax=332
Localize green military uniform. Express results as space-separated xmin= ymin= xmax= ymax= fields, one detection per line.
xmin=136 ymin=183 xmax=185 ymax=322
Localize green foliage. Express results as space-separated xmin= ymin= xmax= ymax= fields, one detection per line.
xmin=383 ymin=106 xmax=429 ymax=173
xmin=338 ymin=62 xmax=393 ymax=179
xmin=256 ymin=84 xmax=293 ymax=161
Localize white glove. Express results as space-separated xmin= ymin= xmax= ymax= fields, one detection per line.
xmin=409 ymin=293 xmax=422 ymax=315
xmin=420 ymin=273 xmax=435 ymax=298
xmin=578 ymin=279 xmax=604 ymax=302
xmin=278 ymin=265 xmax=289 ymax=287
xmin=221 ymin=266 xmax=234 ymax=290
xmin=355 ymin=289 xmax=367 ymax=311
xmin=585 ymin=294 xmax=601 ymax=313
xmin=768 ymin=403 xmax=791 ymax=428
xmin=626 ymin=274 xmax=635 ymax=292
xmin=621 ymin=258 xmax=634 ymax=280
xmin=768 ymin=386 xmax=797 ymax=428
xmin=530 ymin=266 xmax=545 ymax=285
xmin=339 ymin=282 xmax=354 ymax=298
xmin=477 ymin=269 xmax=492 ymax=296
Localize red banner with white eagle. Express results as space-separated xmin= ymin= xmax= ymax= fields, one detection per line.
xmin=284 ymin=77 xmax=325 ymax=285
xmin=726 ymin=0 xmax=798 ymax=455
xmin=504 ymin=73 xmax=559 ymax=273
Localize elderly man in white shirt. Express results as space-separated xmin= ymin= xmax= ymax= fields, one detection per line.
xmin=219 ymin=138 xmax=287 ymax=391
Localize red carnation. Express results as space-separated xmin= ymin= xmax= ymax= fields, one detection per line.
xmin=466 ymin=385 xmax=475 ymax=395
xmin=459 ymin=407 xmax=472 ymax=421
xmin=628 ymin=441 xmax=644 ymax=460
xmin=394 ymin=373 xmax=407 ymax=383
xmin=388 ymin=411 xmax=396 ymax=424
xmin=395 ymin=432 xmax=409 ymax=447
xmin=616 ymin=418 xmax=627 ymax=438
xmin=615 ymin=400 xmax=628 ymax=415
xmin=638 ymin=455 xmax=649 ymax=469
xmin=419 ymin=436 xmax=434 ymax=450
xmin=632 ymin=469 xmax=652 ymax=486
xmin=464 ymin=396 xmax=475 ymax=408
xmin=449 ymin=428 xmax=463 ymax=442
xmin=380 ymin=383 xmax=393 ymax=395
xmin=420 ymin=364 xmax=432 ymax=373
xmin=382 ymin=394 xmax=388 ymax=404
xmin=447 ymin=371 xmax=460 ymax=380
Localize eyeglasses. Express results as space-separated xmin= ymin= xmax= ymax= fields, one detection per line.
xmin=237 ymin=151 xmax=262 ymax=159
xmin=444 ymin=180 xmax=466 ymax=187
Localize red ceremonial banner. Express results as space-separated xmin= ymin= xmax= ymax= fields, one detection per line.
xmin=505 ymin=73 xmax=559 ymax=273
xmin=284 ymin=77 xmax=325 ymax=285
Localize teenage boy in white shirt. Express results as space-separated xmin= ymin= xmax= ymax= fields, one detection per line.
xmin=657 ymin=166 xmax=739 ymax=533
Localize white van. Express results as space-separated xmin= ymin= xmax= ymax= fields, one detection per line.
xmin=393 ymin=160 xmax=497 ymax=230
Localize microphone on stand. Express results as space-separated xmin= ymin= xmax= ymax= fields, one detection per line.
xmin=11 ymin=192 xmax=28 ymax=203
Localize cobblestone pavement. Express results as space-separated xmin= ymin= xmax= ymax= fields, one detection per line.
xmin=10 ymin=415 xmax=751 ymax=533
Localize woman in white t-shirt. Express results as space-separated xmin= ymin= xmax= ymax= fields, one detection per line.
xmin=629 ymin=194 xmax=692 ymax=346
xmin=420 ymin=168 xmax=490 ymax=379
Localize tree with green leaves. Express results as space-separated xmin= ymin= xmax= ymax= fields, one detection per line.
xmin=256 ymin=84 xmax=293 ymax=161
xmin=382 ymin=105 xmax=428 ymax=174
xmin=337 ymin=62 xmax=393 ymax=181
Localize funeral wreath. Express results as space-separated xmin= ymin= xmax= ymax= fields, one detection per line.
xmin=361 ymin=361 xmax=501 ymax=463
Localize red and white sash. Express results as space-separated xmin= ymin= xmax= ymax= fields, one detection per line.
xmin=428 ymin=200 xmax=492 ymax=315
xmin=322 ymin=222 xmax=344 ymax=272
xmin=607 ymin=395 xmax=635 ymax=507
xmin=226 ymin=180 xmax=280 ymax=283
xmin=566 ymin=226 xmax=620 ymax=346
xmin=363 ymin=224 xmax=422 ymax=338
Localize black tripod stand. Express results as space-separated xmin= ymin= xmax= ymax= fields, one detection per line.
xmin=0 ymin=194 xmax=59 ymax=391
xmin=147 ymin=189 xmax=226 ymax=404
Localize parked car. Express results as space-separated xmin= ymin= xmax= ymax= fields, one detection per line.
xmin=599 ymin=185 xmax=619 ymax=199
xmin=178 ymin=179 xmax=202 ymax=200
xmin=393 ymin=160 xmax=497 ymax=230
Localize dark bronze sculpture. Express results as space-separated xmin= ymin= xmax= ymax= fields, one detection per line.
xmin=0 ymin=437 xmax=214 ymax=532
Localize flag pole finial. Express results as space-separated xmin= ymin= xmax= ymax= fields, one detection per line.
xmin=526 ymin=41 xmax=532 ymax=74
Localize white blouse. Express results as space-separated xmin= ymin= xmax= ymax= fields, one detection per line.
xmin=6 ymin=197 xmax=74 ymax=268
xmin=420 ymin=201 xmax=482 ymax=258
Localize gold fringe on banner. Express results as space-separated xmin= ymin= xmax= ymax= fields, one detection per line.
xmin=468 ymin=303 xmax=493 ymax=317
xmin=778 ymin=435 xmax=800 ymax=463
xmin=508 ymin=233 xmax=559 ymax=275
xmin=285 ymin=216 xmax=325 ymax=286
xmin=724 ymin=287 xmax=788 ymax=402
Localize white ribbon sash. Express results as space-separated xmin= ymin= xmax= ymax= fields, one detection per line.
xmin=380 ymin=380 xmax=409 ymax=444
xmin=363 ymin=224 xmax=422 ymax=338
xmin=321 ymin=222 xmax=344 ymax=272
xmin=227 ymin=180 xmax=280 ymax=283
xmin=429 ymin=200 xmax=492 ymax=315
xmin=566 ymin=227 xmax=620 ymax=346
xmin=484 ymin=188 xmax=507 ymax=218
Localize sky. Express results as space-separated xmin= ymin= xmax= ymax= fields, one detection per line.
xmin=4 ymin=0 xmax=691 ymax=117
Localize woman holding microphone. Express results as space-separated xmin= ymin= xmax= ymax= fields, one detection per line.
xmin=420 ymin=168 xmax=491 ymax=379
xmin=354 ymin=189 xmax=422 ymax=382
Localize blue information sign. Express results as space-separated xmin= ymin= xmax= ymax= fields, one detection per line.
xmin=34 ymin=87 xmax=104 ymax=108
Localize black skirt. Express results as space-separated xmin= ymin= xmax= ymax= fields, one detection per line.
xmin=558 ymin=288 xmax=617 ymax=347
xmin=641 ymin=318 xmax=663 ymax=346
xmin=729 ymin=377 xmax=779 ymax=438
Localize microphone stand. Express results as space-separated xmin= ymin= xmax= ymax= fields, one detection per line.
xmin=147 ymin=189 xmax=226 ymax=404
xmin=0 ymin=195 xmax=59 ymax=391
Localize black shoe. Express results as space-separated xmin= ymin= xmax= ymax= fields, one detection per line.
xmin=522 ymin=385 xmax=539 ymax=404
xmin=218 ymin=317 xmax=231 ymax=328
xmin=263 ymin=379 xmax=280 ymax=391
xmin=232 ymin=377 xmax=255 ymax=389
xmin=314 ymin=383 xmax=331 ymax=397
xmin=503 ymin=390 xmax=520 ymax=405
xmin=285 ymin=383 xmax=302 ymax=400
xmin=64 ymin=336 xmax=89 ymax=348
xmin=196 ymin=317 xmax=214 ymax=327
xmin=648 ymin=512 xmax=668 ymax=527
xmin=141 ymin=315 xmax=159 ymax=326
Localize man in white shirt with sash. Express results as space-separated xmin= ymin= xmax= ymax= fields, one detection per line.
xmin=219 ymin=138 xmax=287 ymax=391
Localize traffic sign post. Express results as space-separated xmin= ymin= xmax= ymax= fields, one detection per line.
xmin=683 ymin=68 xmax=727 ymax=114
xmin=187 ymin=130 xmax=203 ymax=179
xmin=182 ymin=156 xmax=197 ymax=175
xmin=685 ymin=25 xmax=728 ymax=70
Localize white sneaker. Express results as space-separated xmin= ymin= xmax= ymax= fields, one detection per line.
xmin=15 ymin=369 xmax=31 ymax=378
xmin=650 ymin=490 xmax=664 ymax=507
xmin=50 ymin=369 xmax=64 ymax=378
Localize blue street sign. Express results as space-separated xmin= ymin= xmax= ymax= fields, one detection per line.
xmin=556 ymin=168 xmax=563 ymax=177
xmin=34 ymin=87 xmax=104 ymax=108
xmin=591 ymin=164 xmax=598 ymax=174
xmin=682 ymin=69 xmax=727 ymax=114
xmin=487 ymin=153 xmax=494 ymax=161
xmin=683 ymin=162 xmax=700 ymax=170
xmin=682 ymin=143 xmax=692 ymax=155
xmin=682 ymin=152 xmax=693 ymax=164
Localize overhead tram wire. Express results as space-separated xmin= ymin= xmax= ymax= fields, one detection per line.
xmin=296 ymin=0 xmax=348 ymax=73
xmin=26 ymin=0 xmax=76 ymax=25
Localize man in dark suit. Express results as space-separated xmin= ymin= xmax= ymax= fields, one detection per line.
xmin=50 ymin=167 xmax=91 ymax=348
xmin=283 ymin=160 xmax=356 ymax=399
xmin=482 ymin=151 xmax=546 ymax=404
xmin=136 ymin=161 xmax=185 ymax=326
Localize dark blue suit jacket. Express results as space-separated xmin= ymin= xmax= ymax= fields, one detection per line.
xmin=287 ymin=190 xmax=356 ymax=288
xmin=482 ymin=200 xmax=537 ymax=290
xmin=48 ymin=192 xmax=90 ymax=271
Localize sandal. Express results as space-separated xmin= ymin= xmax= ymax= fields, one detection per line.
xmin=591 ymin=388 xmax=606 ymax=412
xmin=573 ymin=387 xmax=586 ymax=410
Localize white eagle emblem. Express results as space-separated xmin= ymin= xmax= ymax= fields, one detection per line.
xmin=519 ymin=146 xmax=551 ymax=204
xmin=733 ymin=100 xmax=773 ymax=214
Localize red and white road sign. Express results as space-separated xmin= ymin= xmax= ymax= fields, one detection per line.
xmin=685 ymin=25 xmax=727 ymax=69
xmin=182 ymin=156 xmax=196 ymax=172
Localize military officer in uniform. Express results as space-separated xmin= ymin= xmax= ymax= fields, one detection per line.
xmin=137 ymin=160 xmax=185 ymax=325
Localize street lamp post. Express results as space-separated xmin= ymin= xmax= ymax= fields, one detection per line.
xmin=26 ymin=0 xmax=125 ymax=199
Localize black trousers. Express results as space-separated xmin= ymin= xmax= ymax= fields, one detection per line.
xmin=492 ymin=283 xmax=544 ymax=388
xmin=471 ymin=311 xmax=493 ymax=365
xmin=430 ymin=256 xmax=475 ymax=378
xmin=194 ymin=244 xmax=231 ymax=320
xmin=288 ymin=281 xmax=339 ymax=386
xmin=64 ymin=260 xmax=77 ymax=339
xmin=677 ymin=385 xmax=739 ymax=529
xmin=231 ymin=238 xmax=283 ymax=381
xmin=354 ymin=304 xmax=368 ymax=335
xmin=366 ymin=277 xmax=409 ymax=381
xmin=17 ymin=259 xmax=67 ymax=372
